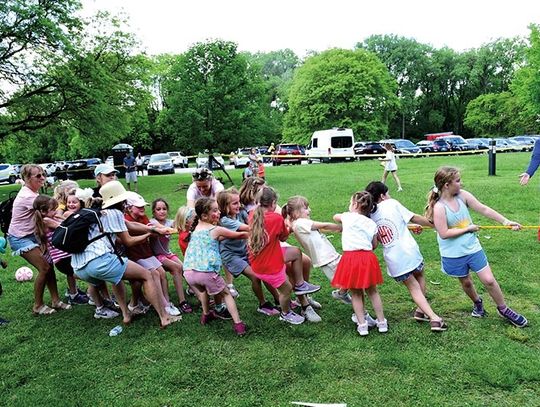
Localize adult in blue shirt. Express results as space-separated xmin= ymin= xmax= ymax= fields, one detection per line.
xmin=123 ymin=152 xmax=138 ymax=192
xmin=519 ymin=138 xmax=540 ymax=185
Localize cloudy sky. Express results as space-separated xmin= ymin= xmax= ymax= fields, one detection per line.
xmin=80 ymin=0 xmax=540 ymax=56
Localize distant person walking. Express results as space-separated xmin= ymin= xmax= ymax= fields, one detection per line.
xmin=123 ymin=151 xmax=138 ymax=192
xmin=135 ymin=153 xmax=144 ymax=176
xmin=379 ymin=143 xmax=403 ymax=192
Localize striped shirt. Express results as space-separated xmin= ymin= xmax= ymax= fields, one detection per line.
xmin=46 ymin=230 xmax=71 ymax=264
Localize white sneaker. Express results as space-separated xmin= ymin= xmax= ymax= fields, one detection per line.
xmin=351 ymin=312 xmax=377 ymax=328
xmin=397 ymin=187 xmax=403 ymax=192
xmin=301 ymin=305 xmax=322 ymax=323
xmin=227 ymin=284 xmax=239 ymax=298
xmin=307 ymin=296 xmax=322 ymax=310
xmin=331 ymin=289 xmax=352 ymax=305
xmin=377 ymin=318 xmax=388 ymax=333
xmin=357 ymin=322 xmax=369 ymax=336
xmin=94 ymin=306 xmax=119 ymax=319
xmin=165 ymin=303 xmax=181 ymax=316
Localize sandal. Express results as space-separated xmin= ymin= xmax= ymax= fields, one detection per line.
xmin=430 ymin=319 xmax=448 ymax=332
xmin=33 ymin=304 xmax=57 ymax=315
xmin=179 ymin=301 xmax=193 ymax=314
xmin=52 ymin=301 xmax=72 ymax=311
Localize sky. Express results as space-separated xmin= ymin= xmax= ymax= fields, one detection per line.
xmin=80 ymin=0 xmax=540 ymax=57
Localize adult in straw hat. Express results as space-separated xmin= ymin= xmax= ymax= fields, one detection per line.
xmin=72 ymin=181 xmax=180 ymax=327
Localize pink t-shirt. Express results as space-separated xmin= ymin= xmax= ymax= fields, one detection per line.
xmin=8 ymin=186 xmax=38 ymax=237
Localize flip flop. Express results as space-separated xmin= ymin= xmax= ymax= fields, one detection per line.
xmin=33 ymin=304 xmax=56 ymax=315
xmin=51 ymin=301 xmax=72 ymax=311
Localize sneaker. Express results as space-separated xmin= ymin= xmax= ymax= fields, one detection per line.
xmin=351 ymin=312 xmax=377 ymax=328
xmin=290 ymin=299 xmax=301 ymax=309
xmin=357 ymin=322 xmax=369 ymax=336
xmin=94 ymin=306 xmax=120 ymax=319
xmin=103 ymin=298 xmax=120 ymax=311
xmin=200 ymin=310 xmax=219 ymax=325
xmin=178 ymin=301 xmax=193 ymax=314
xmin=332 ymin=289 xmax=352 ymax=305
xmin=307 ymin=296 xmax=322 ymax=310
xmin=67 ymin=292 xmax=89 ymax=305
xmin=233 ymin=321 xmax=247 ymax=336
xmin=301 ymin=305 xmax=322 ymax=323
xmin=227 ymin=284 xmax=239 ymax=298
xmin=128 ymin=302 xmax=148 ymax=316
xmin=279 ymin=310 xmax=305 ymax=325
xmin=165 ymin=303 xmax=181 ymax=316
xmin=87 ymin=296 xmax=95 ymax=306
xmin=430 ymin=319 xmax=448 ymax=332
xmin=471 ymin=297 xmax=486 ymax=318
xmin=497 ymin=306 xmax=528 ymax=328
xmin=293 ymin=281 xmax=321 ymax=296
xmin=215 ymin=307 xmax=232 ymax=320
xmin=257 ymin=301 xmax=280 ymax=316
xmin=413 ymin=310 xmax=430 ymax=322
xmin=376 ymin=318 xmax=388 ymax=333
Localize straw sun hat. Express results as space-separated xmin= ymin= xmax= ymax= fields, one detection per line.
xmin=100 ymin=180 xmax=132 ymax=209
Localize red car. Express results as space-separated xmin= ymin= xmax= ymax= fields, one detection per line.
xmin=272 ymin=144 xmax=303 ymax=166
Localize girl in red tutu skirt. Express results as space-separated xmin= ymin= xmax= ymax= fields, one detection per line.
xmin=332 ymin=191 xmax=387 ymax=336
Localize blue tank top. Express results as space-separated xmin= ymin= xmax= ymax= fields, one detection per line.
xmin=183 ymin=228 xmax=222 ymax=273
xmin=437 ymin=197 xmax=482 ymax=258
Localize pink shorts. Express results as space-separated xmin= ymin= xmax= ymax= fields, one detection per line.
xmin=253 ymin=265 xmax=287 ymax=289
xmin=184 ymin=269 xmax=225 ymax=296
xmin=156 ymin=253 xmax=180 ymax=264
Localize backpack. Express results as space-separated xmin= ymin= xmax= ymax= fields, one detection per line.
xmin=0 ymin=191 xmax=18 ymax=236
xmin=51 ymin=208 xmax=113 ymax=254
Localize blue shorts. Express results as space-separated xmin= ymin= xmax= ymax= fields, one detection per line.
xmin=394 ymin=262 xmax=424 ymax=283
xmin=74 ymin=253 xmax=128 ymax=286
xmin=222 ymin=255 xmax=249 ymax=277
xmin=8 ymin=234 xmax=39 ymax=256
xmin=441 ymin=250 xmax=488 ymax=278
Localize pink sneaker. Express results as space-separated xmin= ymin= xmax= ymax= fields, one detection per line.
xmin=233 ymin=321 xmax=247 ymax=336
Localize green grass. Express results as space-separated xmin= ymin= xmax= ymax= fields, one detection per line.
xmin=1 ymin=153 xmax=540 ymax=406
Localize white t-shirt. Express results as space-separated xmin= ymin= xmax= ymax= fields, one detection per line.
xmin=370 ymin=199 xmax=423 ymax=277
xmin=384 ymin=151 xmax=397 ymax=171
xmin=340 ymin=212 xmax=377 ymax=251
xmin=186 ymin=178 xmax=224 ymax=202
xmin=292 ymin=218 xmax=339 ymax=267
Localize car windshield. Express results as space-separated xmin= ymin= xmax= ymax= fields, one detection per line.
xmin=168 ymin=152 xmax=179 ymax=157
xmin=395 ymin=140 xmax=415 ymax=148
xmin=280 ymin=145 xmax=299 ymax=152
xmin=0 ymin=165 xmax=9 ymax=170
xmin=150 ymin=154 xmax=170 ymax=162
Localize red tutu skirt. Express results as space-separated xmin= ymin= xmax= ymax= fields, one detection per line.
xmin=331 ymin=250 xmax=383 ymax=289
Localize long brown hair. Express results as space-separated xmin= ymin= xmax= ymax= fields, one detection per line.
xmin=33 ymin=195 xmax=58 ymax=251
xmin=350 ymin=191 xmax=373 ymax=216
xmin=239 ymin=176 xmax=266 ymax=208
xmin=217 ymin=187 xmax=239 ymax=218
xmin=282 ymin=196 xmax=309 ymax=221
xmin=424 ymin=166 xmax=460 ymax=222
xmin=191 ymin=197 xmax=216 ymax=231
xmin=248 ymin=186 xmax=277 ymax=256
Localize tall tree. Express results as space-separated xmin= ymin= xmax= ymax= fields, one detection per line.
xmin=283 ymin=48 xmax=399 ymax=143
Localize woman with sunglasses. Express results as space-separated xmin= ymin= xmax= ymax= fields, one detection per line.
xmin=8 ymin=164 xmax=69 ymax=315
xmin=186 ymin=168 xmax=224 ymax=208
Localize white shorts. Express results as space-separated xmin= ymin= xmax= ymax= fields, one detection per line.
xmin=125 ymin=171 xmax=137 ymax=183
xmin=319 ymin=256 xmax=341 ymax=281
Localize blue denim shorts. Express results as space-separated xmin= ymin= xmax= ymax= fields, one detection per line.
xmin=74 ymin=253 xmax=127 ymax=286
xmin=7 ymin=234 xmax=39 ymax=256
xmin=394 ymin=262 xmax=425 ymax=282
xmin=222 ymin=255 xmax=249 ymax=277
xmin=441 ymin=250 xmax=488 ymax=278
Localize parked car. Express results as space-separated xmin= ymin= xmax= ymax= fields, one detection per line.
xmin=504 ymin=138 xmax=527 ymax=152
xmin=380 ymin=139 xmax=421 ymax=155
xmin=416 ymin=140 xmax=434 ymax=153
xmin=105 ymin=156 xmax=114 ymax=166
xmin=466 ymin=139 xmax=489 ymax=151
xmin=416 ymin=139 xmax=452 ymax=154
xmin=257 ymin=146 xmax=271 ymax=163
xmin=142 ymin=155 xmax=151 ymax=170
xmin=436 ymin=135 xmax=474 ymax=151
xmin=196 ymin=152 xmax=225 ymax=169
xmin=232 ymin=148 xmax=255 ymax=168
xmin=167 ymin=151 xmax=189 ymax=168
xmin=272 ymin=143 xmax=303 ymax=165
xmin=353 ymin=141 xmax=366 ymax=155
xmin=354 ymin=142 xmax=386 ymax=159
xmin=510 ymin=136 xmax=535 ymax=151
xmin=307 ymin=128 xmax=355 ymax=163
xmin=0 ymin=164 xmax=19 ymax=184
xmin=147 ymin=153 xmax=175 ymax=175
xmin=66 ymin=158 xmax=102 ymax=180
xmin=39 ymin=163 xmax=57 ymax=176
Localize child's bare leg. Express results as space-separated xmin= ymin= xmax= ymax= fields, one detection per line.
xmin=222 ymin=291 xmax=241 ymax=323
xmin=242 ymin=266 xmax=266 ymax=305
xmin=365 ymin=285 xmax=385 ymax=321
xmin=382 ymin=170 xmax=389 ymax=183
xmin=414 ymin=271 xmax=427 ymax=295
xmin=350 ymin=289 xmax=365 ymax=324
xmin=476 ymin=266 xmax=505 ymax=307
xmin=87 ymin=284 xmax=102 ymax=306
xmin=156 ymin=266 xmax=170 ymax=304
xmin=150 ymin=268 xmax=169 ymax=307
xmin=111 ymin=281 xmax=131 ymax=324
xmin=301 ymin=253 xmax=312 ymax=281
xmin=276 ymin=279 xmax=293 ymax=314
xmin=129 ymin=280 xmax=142 ymax=307
xmin=192 ymin=286 xmax=209 ymax=314
xmin=224 ymin=268 xmax=234 ymax=285
xmin=458 ymin=275 xmax=481 ymax=302
xmin=283 ymin=247 xmax=305 ymax=286
xmin=392 ymin=172 xmax=402 ymax=189
xmin=403 ymin=276 xmax=440 ymax=321
xmin=23 ymin=248 xmax=56 ymax=309
xmin=163 ymin=259 xmax=187 ymax=303
xmin=66 ymin=274 xmax=77 ymax=295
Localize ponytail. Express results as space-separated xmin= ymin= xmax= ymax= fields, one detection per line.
xmin=248 ymin=206 xmax=268 ymax=256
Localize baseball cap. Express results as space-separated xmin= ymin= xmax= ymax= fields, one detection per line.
xmin=94 ymin=164 xmax=119 ymax=177
xmin=125 ymin=192 xmax=149 ymax=207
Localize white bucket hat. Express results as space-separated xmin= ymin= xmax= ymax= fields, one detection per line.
xmin=100 ymin=180 xmax=132 ymax=209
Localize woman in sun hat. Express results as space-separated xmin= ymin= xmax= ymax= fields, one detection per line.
xmin=72 ymin=180 xmax=179 ymax=328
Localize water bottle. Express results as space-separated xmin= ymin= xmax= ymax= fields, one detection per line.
xmin=109 ymin=325 xmax=123 ymax=337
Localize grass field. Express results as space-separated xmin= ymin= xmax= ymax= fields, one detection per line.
xmin=1 ymin=153 xmax=539 ymax=406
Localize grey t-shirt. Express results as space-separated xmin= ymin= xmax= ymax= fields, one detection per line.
xmin=219 ymin=212 xmax=248 ymax=262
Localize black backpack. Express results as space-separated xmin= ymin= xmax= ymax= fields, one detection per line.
xmin=51 ymin=208 xmax=113 ymax=254
xmin=0 ymin=191 xmax=18 ymax=236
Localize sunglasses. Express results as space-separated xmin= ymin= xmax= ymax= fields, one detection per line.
xmin=32 ymin=173 xmax=45 ymax=179
xmin=193 ymin=170 xmax=212 ymax=181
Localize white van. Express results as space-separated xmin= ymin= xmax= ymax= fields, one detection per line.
xmin=307 ymin=128 xmax=355 ymax=163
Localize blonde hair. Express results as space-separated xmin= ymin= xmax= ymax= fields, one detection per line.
xmin=282 ymin=196 xmax=309 ymax=221
xmin=20 ymin=164 xmax=44 ymax=181
xmin=54 ymin=180 xmax=79 ymax=206
xmin=217 ymin=187 xmax=239 ymax=217
xmin=248 ymin=186 xmax=277 ymax=256
xmin=239 ymin=176 xmax=266 ymax=207
xmin=33 ymin=195 xmax=58 ymax=251
xmin=350 ymin=191 xmax=373 ymax=216
xmin=424 ymin=166 xmax=461 ymax=222
xmin=174 ymin=206 xmax=195 ymax=232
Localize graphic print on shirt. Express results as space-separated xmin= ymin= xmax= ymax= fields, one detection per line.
xmin=376 ymin=219 xmax=399 ymax=247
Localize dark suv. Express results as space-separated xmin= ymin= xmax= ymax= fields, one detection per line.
xmin=272 ymin=144 xmax=303 ymax=166
xmin=66 ymin=158 xmax=102 ymax=180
